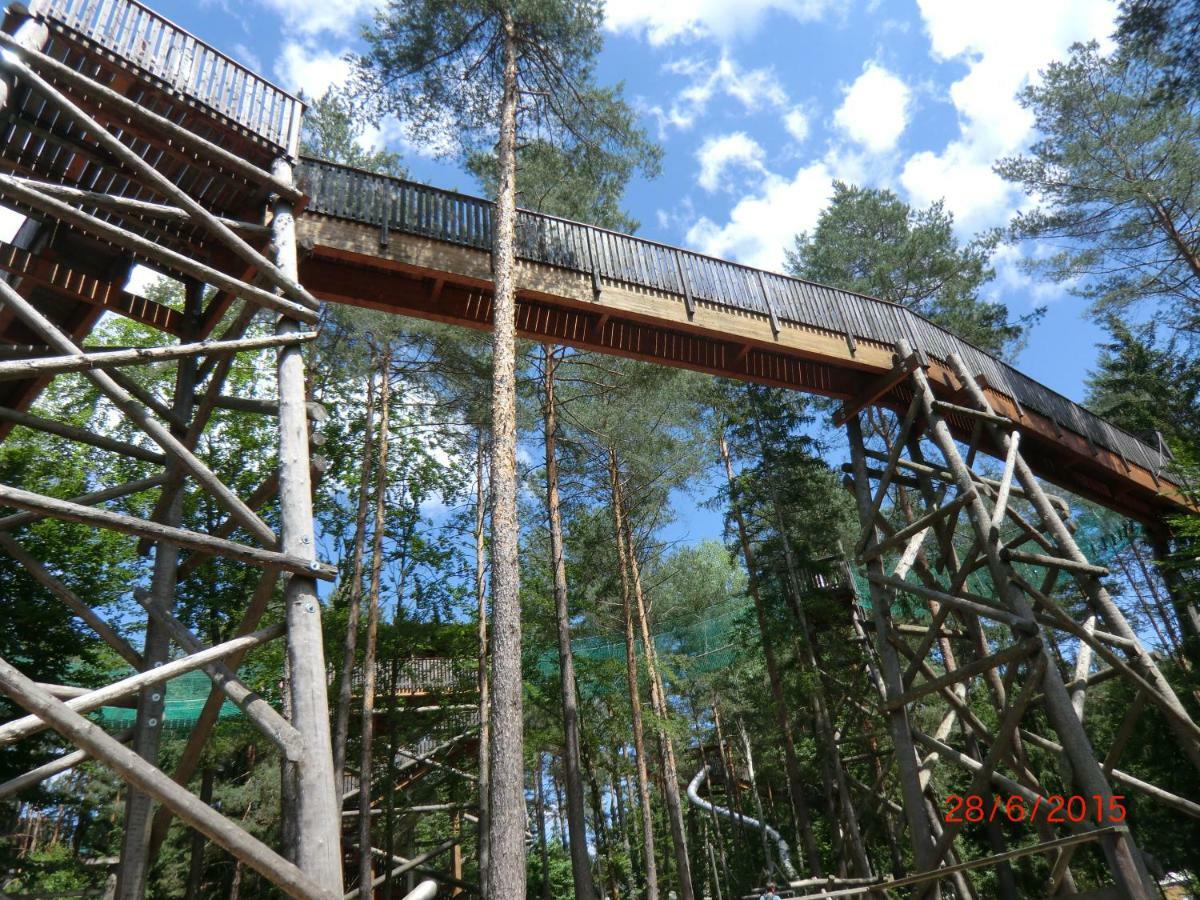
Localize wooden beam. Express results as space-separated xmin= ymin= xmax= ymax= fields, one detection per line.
xmin=0 ymin=405 xmax=166 ymax=464
xmin=0 ymin=484 xmax=335 ymax=579
xmin=0 ymin=625 xmax=285 ymax=747
xmin=0 ymin=332 xmax=315 ymax=382
xmin=833 ymin=352 xmax=920 ymax=427
xmin=0 ymin=240 xmax=184 ymax=336
xmin=0 ymin=659 xmax=335 ymax=900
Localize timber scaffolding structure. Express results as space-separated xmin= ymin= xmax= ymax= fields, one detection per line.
xmin=0 ymin=0 xmax=1196 ymax=897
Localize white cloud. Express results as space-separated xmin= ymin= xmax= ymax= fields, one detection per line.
xmin=696 ymin=132 xmax=767 ymax=192
xmin=649 ymin=54 xmax=789 ymax=133
xmin=605 ymin=0 xmax=835 ymax=44
xmin=275 ymin=42 xmax=352 ymax=98
xmin=901 ymin=0 xmax=1118 ymax=232
xmin=686 ymin=163 xmax=834 ymax=270
xmin=231 ymin=43 xmax=263 ymax=73
xmin=782 ymin=107 xmax=810 ymax=144
xmin=834 ymin=62 xmax=911 ymax=153
xmin=254 ymin=0 xmax=381 ymax=38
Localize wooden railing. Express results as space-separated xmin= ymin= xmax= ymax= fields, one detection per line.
xmin=298 ymin=157 xmax=1176 ymax=489
xmin=343 ymin=657 xmax=477 ymax=697
xmin=38 ymin=0 xmax=303 ymax=152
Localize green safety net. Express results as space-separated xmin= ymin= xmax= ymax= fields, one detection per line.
xmin=94 ymin=669 xmax=242 ymax=731
xmin=84 ymin=509 xmax=1137 ymax=725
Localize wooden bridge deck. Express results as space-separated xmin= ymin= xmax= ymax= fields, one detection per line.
xmin=295 ymin=160 xmax=1188 ymax=527
xmin=0 ymin=0 xmax=1187 ymax=529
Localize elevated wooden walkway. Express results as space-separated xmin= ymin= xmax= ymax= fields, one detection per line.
xmin=294 ymin=160 xmax=1189 ymax=527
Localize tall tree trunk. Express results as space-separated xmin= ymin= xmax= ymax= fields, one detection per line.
xmin=474 ymin=428 xmax=491 ymax=898
xmin=612 ymin=762 xmax=637 ymax=895
xmin=582 ymin=739 xmax=616 ymax=898
xmin=535 ymin=754 xmax=553 ymax=900
xmin=183 ymin=769 xmax=214 ymax=900
xmin=609 ymin=447 xmax=659 ymax=900
xmin=1127 ymin=538 xmax=1184 ymax=654
xmin=734 ymin=719 xmax=775 ymax=878
xmin=487 ymin=10 xmax=526 ymax=899
xmin=543 ymin=344 xmax=599 ymax=899
xmin=359 ymin=350 xmax=392 ymax=893
xmin=333 ymin=370 xmax=377 ymax=781
xmin=615 ymin=475 xmax=694 ymax=900
xmin=718 ymin=433 xmax=821 ymax=875
xmin=1149 ymin=533 xmax=1200 ymax=661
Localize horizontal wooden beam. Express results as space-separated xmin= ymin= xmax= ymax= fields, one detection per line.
xmin=0 ymin=484 xmax=335 ymax=579
xmin=0 ymin=404 xmax=166 ymax=464
xmin=0 ymin=625 xmax=284 ymax=747
xmin=0 ymin=240 xmax=184 ymax=336
xmin=0 ymin=332 xmax=316 ymax=382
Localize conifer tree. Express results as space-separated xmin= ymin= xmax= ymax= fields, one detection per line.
xmin=353 ymin=5 xmax=654 ymax=893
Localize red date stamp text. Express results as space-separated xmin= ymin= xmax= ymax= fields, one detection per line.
xmin=942 ymin=794 xmax=1126 ymax=824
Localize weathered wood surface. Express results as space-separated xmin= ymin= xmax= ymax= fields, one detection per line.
xmin=295 ymin=160 xmax=1190 ymax=526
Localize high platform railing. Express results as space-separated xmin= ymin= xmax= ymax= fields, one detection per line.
xmin=32 ymin=0 xmax=303 ymax=153
xmin=298 ymin=158 xmax=1178 ymax=491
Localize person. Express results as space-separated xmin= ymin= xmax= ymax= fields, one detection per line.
xmin=760 ymin=880 xmax=782 ymax=900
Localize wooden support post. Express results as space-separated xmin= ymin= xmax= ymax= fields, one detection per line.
xmin=145 ymin=569 xmax=281 ymax=865
xmin=845 ymin=415 xmax=943 ymax=894
xmin=945 ymin=351 xmax=1200 ymax=774
xmin=905 ymin=342 xmax=1157 ymax=899
xmin=0 ymin=659 xmax=334 ymax=900
xmin=270 ymin=157 xmax=344 ymax=894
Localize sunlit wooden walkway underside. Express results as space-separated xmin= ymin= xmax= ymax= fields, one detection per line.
xmin=295 ymin=160 xmax=1189 ymax=527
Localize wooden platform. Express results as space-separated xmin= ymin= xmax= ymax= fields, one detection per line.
xmin=295 ymin=162 xmax=1190 ymax=527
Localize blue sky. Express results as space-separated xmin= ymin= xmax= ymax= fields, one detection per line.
xmin=145 ymin=0 xmax=1124 ymax=543
xmin=155 ymin=0 xmax=1121 ymax=402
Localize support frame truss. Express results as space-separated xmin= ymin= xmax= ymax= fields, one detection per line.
xmin=834 ymin=341 xmax=1200 ymax=899
xmin=0 ymin=5 xmax=344 ymax=897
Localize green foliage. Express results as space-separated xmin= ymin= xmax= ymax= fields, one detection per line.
xmin=467 ymin=137 xmax=658 ymax=233
xmin=1118 ymin=0 xmax=1200 ymax=99
xmin=354 ymin=0 xmax=657 ymax=201
xmin=785 ymin=181 xmax=1039 ymax=358
xmin=300 ymin=88 xmax=407 ymax=176
xmin=997 ymin=41 xmax=1200 ymax=331
xmin=1086 ymin=316 xmax=1200 ymax=452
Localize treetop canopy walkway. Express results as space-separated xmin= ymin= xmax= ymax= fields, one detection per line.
xmin=294 ymin=159 xmax=1190 ymax=528
xmin=1 ymin=2 xmax=1198 ymax=899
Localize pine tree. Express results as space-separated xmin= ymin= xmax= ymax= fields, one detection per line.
xmin=785 ymin=182 xmax=1039 ymax=358
xmin=353 ymin=5 xmax=653 ymax=893
xmin=996 ymin=41 xmax=1200 ymax=332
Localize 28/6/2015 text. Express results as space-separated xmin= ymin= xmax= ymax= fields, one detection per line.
xmin=942 ymin=794 xmax=1126 ymax=824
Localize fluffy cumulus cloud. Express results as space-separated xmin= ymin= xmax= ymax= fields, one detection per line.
xmin=686 ymin=163 xmax=835 ymax=270
xmin=274 ymin=42 xmax=352 ymax=98
xmin=696 ymin=132 xmax=768 ymax=192
xmin=255 ymin=0 xmax=381 ymax=39
xmin=650 ymin=54 xmax=790 ymax=133
xmin=833 ymin=62 xmax=911 ymax=153
xmin=782 ymin=107 xmax=810 ymax=144
xmin=900 ymin=0 xmax=1118 ymax=232
xmin=605 ymin=0 xmax=835 ymax=45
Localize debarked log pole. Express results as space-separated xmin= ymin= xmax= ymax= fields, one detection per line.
xmin=0 ymin=658 xmax=335 ymax=900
